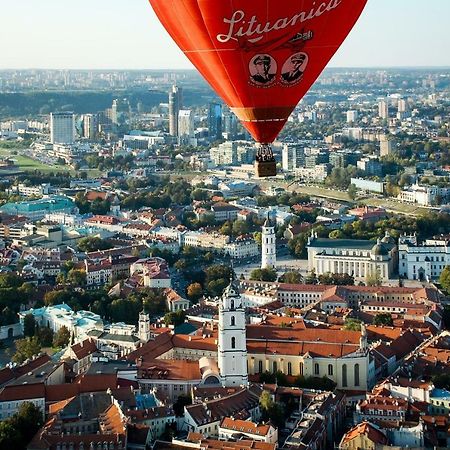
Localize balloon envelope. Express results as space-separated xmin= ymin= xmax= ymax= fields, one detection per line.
xmin=149 ymin=0 xmax=367 ymax=143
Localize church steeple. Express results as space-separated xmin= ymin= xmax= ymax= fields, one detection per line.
xmin=218 ymin=278 xmax=248 ymax=387
xmin=261 ymin=213 xmax=276 ymax=269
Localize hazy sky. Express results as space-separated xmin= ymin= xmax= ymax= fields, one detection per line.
xmin=1 ymin=0 xmax=449 ymax=69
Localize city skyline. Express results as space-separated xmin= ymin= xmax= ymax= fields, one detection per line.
xmin=1 ymin=0 xmax=449 ymax=70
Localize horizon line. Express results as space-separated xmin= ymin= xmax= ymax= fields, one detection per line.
xmin=1 ymin=65 xmax=450 ymax=72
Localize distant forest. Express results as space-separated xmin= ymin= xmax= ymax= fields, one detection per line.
xmin=0 ymin=88 xmax=216 ymax=119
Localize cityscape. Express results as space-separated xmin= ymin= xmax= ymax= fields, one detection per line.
xmin=0 ymin=5 xmax=450 ymax=450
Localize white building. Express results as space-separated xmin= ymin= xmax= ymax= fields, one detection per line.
xmin=219 ymin=418 xmax=278 ymax=444
xmin=282 ymin=144 xmax=304 ymax=172
xmin=218 ymin=280 xmax=249 ymax=387
xmin=398 ymin=234 xmax=450 ymax=281
xmin=224 ymin=238 xmax=259 ymax=260
xmin=178 ymin=109 xmax=195 ymax=144
xmin=210 ymin=141 xmax=237 ymax=166
xmin=307 ymin=234 xmax=397 ymax=281
xmin=398 ymin=183 xmax=449 ymax=206
xmin=82 ymin=114 xmax=97 ymax=140
xmin=294 ymin=164 xmax=329 ymax=182
xmin=50 ymin=112 xmax=75 ymax=144
xmin=261 ymin=216 xmax=276 ymax=269
xmin=378 ymin=100 xmax=389 ymax=120
xmin=346 ymin=110 xmax=358 ymax=123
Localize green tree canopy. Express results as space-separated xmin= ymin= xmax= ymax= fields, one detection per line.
xmin=12 ymin=337 xmax=41 ymax=364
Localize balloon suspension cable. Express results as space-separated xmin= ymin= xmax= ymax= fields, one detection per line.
xmin=256 ymin=144 xmax=275 ymax=163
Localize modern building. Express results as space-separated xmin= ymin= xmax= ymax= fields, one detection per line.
xmin=380 ymin=135 xmax=395 ymax=157
xmin=210 ymin=141 xmax=238 ymax=166
xmin=378 ymin=100 xmax=389 ymax=120
xmin=178 ymin=109 xmax=195 ymax=144
xmin=82 ymin=114 xmax=97 ymax=140
xmin=398 ymin=234 xmax=450 ymax=281
xmin=346 ymin=110 xmax=358 ymax=123
xmin=282 ymin=144 xmax=305 ymax=172
xmin=261 ymin=216 xmax=276 ymax=269
xmin=218 ymin=279 xmax=249 ymax=387
xmin=0 ymin=195 xmax=78 ymax=221
xmin=169 ymin=85 xmax=182 ymax=137
xmin=50 ymin=112 xmax=75 ymax=144
xmin=307 ymin=234 xmax=397 ymax=281
xmin=208 ymin=103 xmax=222 ymax=140
xmin=350 ymin=178 xmax=385 ymax=194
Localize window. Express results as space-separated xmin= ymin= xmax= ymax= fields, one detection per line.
xmin=230 ymin=300 xmax=235 ymax=310
xmin=354 ymin=363 xmax=360 ymax=387
xmin=328 ymin=364 xmax=333 ymax=376
xmin=314 ymin=363 xmax=319 ymax=375
xmin=231 ymin=337 xmax=236 ymax=349
xmin=342 ymin=364 xmax=348 ymax=387
xmin=258 ymin=361 xmax=263 ymax=373
xmin=273 ymin=361 xmax=277 ymax=373
xmin=231 ymin=316 xmax=235 ymax=326
xmin=288 ymin=362 xmax=292 ymax=376
xmin=299 ymin=362 xmax=304 ymax=376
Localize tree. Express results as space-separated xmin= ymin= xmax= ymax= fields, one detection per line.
xmin=0 ymin=307 xmax=17 ymax=326
xmin=66 ymin=269 xmax=86 ymax=287
xmin=164 ymin=310 xmax=186 ymax=327
xmin=232 ymin=220 xmax=249 ymax=237
xmin=344 ymin=318 xmax=362 ymax=331
xmin=23 ymin=314 xmax=36 ymax=338
xmin=250 ymin=268 xmax=277 ymax=282
xmin=187 ymin=283 xmax=203 ymax=301
xmin=373 ymin=313 xmax=394 ymax=326
xmin=0 ymin=402 xmax=43 ymax=449
xmin=173 ymin=394 xmax=192 ymax=417
xmin=77 ymin=236 xmax=113 ymax=252
xmin=53 ymin=326 xmax=71 ymax=348
xmin=259 ymin=390 xmax=285 ymax=428
xmin=366 ymin=270 xmax=382 ymax=287
xmin=439 ymin=266 xmax=450 ymax=295
xmin=348 ymin=183 xmax=358 ymax=200
xmin=12 ymin=337 xmax=41 ymax=364
xmin=278 ymin=271 xmax=303 ymax=284
xmin=295 ymin=375 xmax=336 ymax=391
xmin=304 ymin=270 xmax=318 ymax=285
xmin=37 ymin=327 xmax=54 ymax=347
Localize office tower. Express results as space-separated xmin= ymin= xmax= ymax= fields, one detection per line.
xmin=208 ymin=103 xmax=222 ymax=140
xmin=380 ymin=135 xmax=395 ymax=157
xmin=50 ymin=112 xmax=75 ymax=144
xmin=222 ymin=106 xmax=238 ymax=140
xmin=178 ymin=109 xmax=194 ymax=144
xmin=82 ymin=114 xmax=97 ymax=140
xmin=397 ymin=99 xmax=407 ymax=113
xmin=169 ymin=85 xmax=182 ymax=137
xmin=111 ymin=99 xmax=129 ymax=126
xmin=378 ymin=100 xmax=389 ymax=119
xmin=346 ymin=110 xmax=358 ymax=123
xmin=282 ymin=144 xmax=305 ymax=172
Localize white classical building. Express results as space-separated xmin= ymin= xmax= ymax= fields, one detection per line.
xmin=218 ymin=279 xmax=249 ymax=387
xmin=398 ymin=234 xmax=450 ymax=281
xmin=307 ymin=233 xmax=397 ymax=281
xmin=261 ymin=216 xmax=276 ymax=269
xmin=398 ymin=183 xmax=449 ymax=206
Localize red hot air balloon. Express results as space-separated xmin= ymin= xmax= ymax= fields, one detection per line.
xmin=148 ymin=0 xmax=367 ymax=177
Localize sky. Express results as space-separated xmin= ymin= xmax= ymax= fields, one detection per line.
xmin=1 ymin=0 xmax=449 ymax=70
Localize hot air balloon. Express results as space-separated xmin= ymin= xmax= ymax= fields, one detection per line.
xmin=148 ymin=0 xmax=367 ymax=177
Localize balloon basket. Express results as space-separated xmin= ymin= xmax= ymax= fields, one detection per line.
xmin=255 ymin=160 xmax=277 ymax=178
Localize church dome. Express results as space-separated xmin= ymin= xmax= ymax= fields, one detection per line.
xmin=372 ymin=242 xmax=389 ymax=256
xmin=381 ymin=232 xmax=395 ymax=245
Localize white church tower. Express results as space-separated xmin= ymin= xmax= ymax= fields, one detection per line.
xmin=261 ymin=215 xmax=276 ymax=269
xmin=138 ymin=310 xmax=152 ymax=343
xmin=218 ymin=278 xmax=248 ymax=387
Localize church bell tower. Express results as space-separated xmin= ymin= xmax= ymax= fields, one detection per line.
xmin=218 ymin=278 xmax=248 ymax=387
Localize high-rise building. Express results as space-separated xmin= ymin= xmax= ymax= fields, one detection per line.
xmin=282 ymin=144 xmax=305 ymax=172
xmin=178 ymin=109 xmax=194 ymax=144
xmin=261 ymin=216 xmax=276 ymax=269
xmin=208 ymin=103 xmax=222 ymax=140
xmin=380 ymin=135 xmax=395 ymax=157
xmin=111 ymin=99 xmax=130 ymax=126
xmin=82 ymin=114 xmax=97 ymax=140
xmin=218 ymin=279 xmax=248 ymax=387
xmin=346 ymin=110 xmax=358 ymax=123
xmin=378 ymin=100 xmax=389 ymax=120
xmin=50 ymin=112 xmax=75 ymax=144
xmin=222 ymin=107 xmax=238 ymax=140
xmin=210 ymin=141 xmax=238 ymax=166
xmin=169 ymin=85 xmax=182 ymax=137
